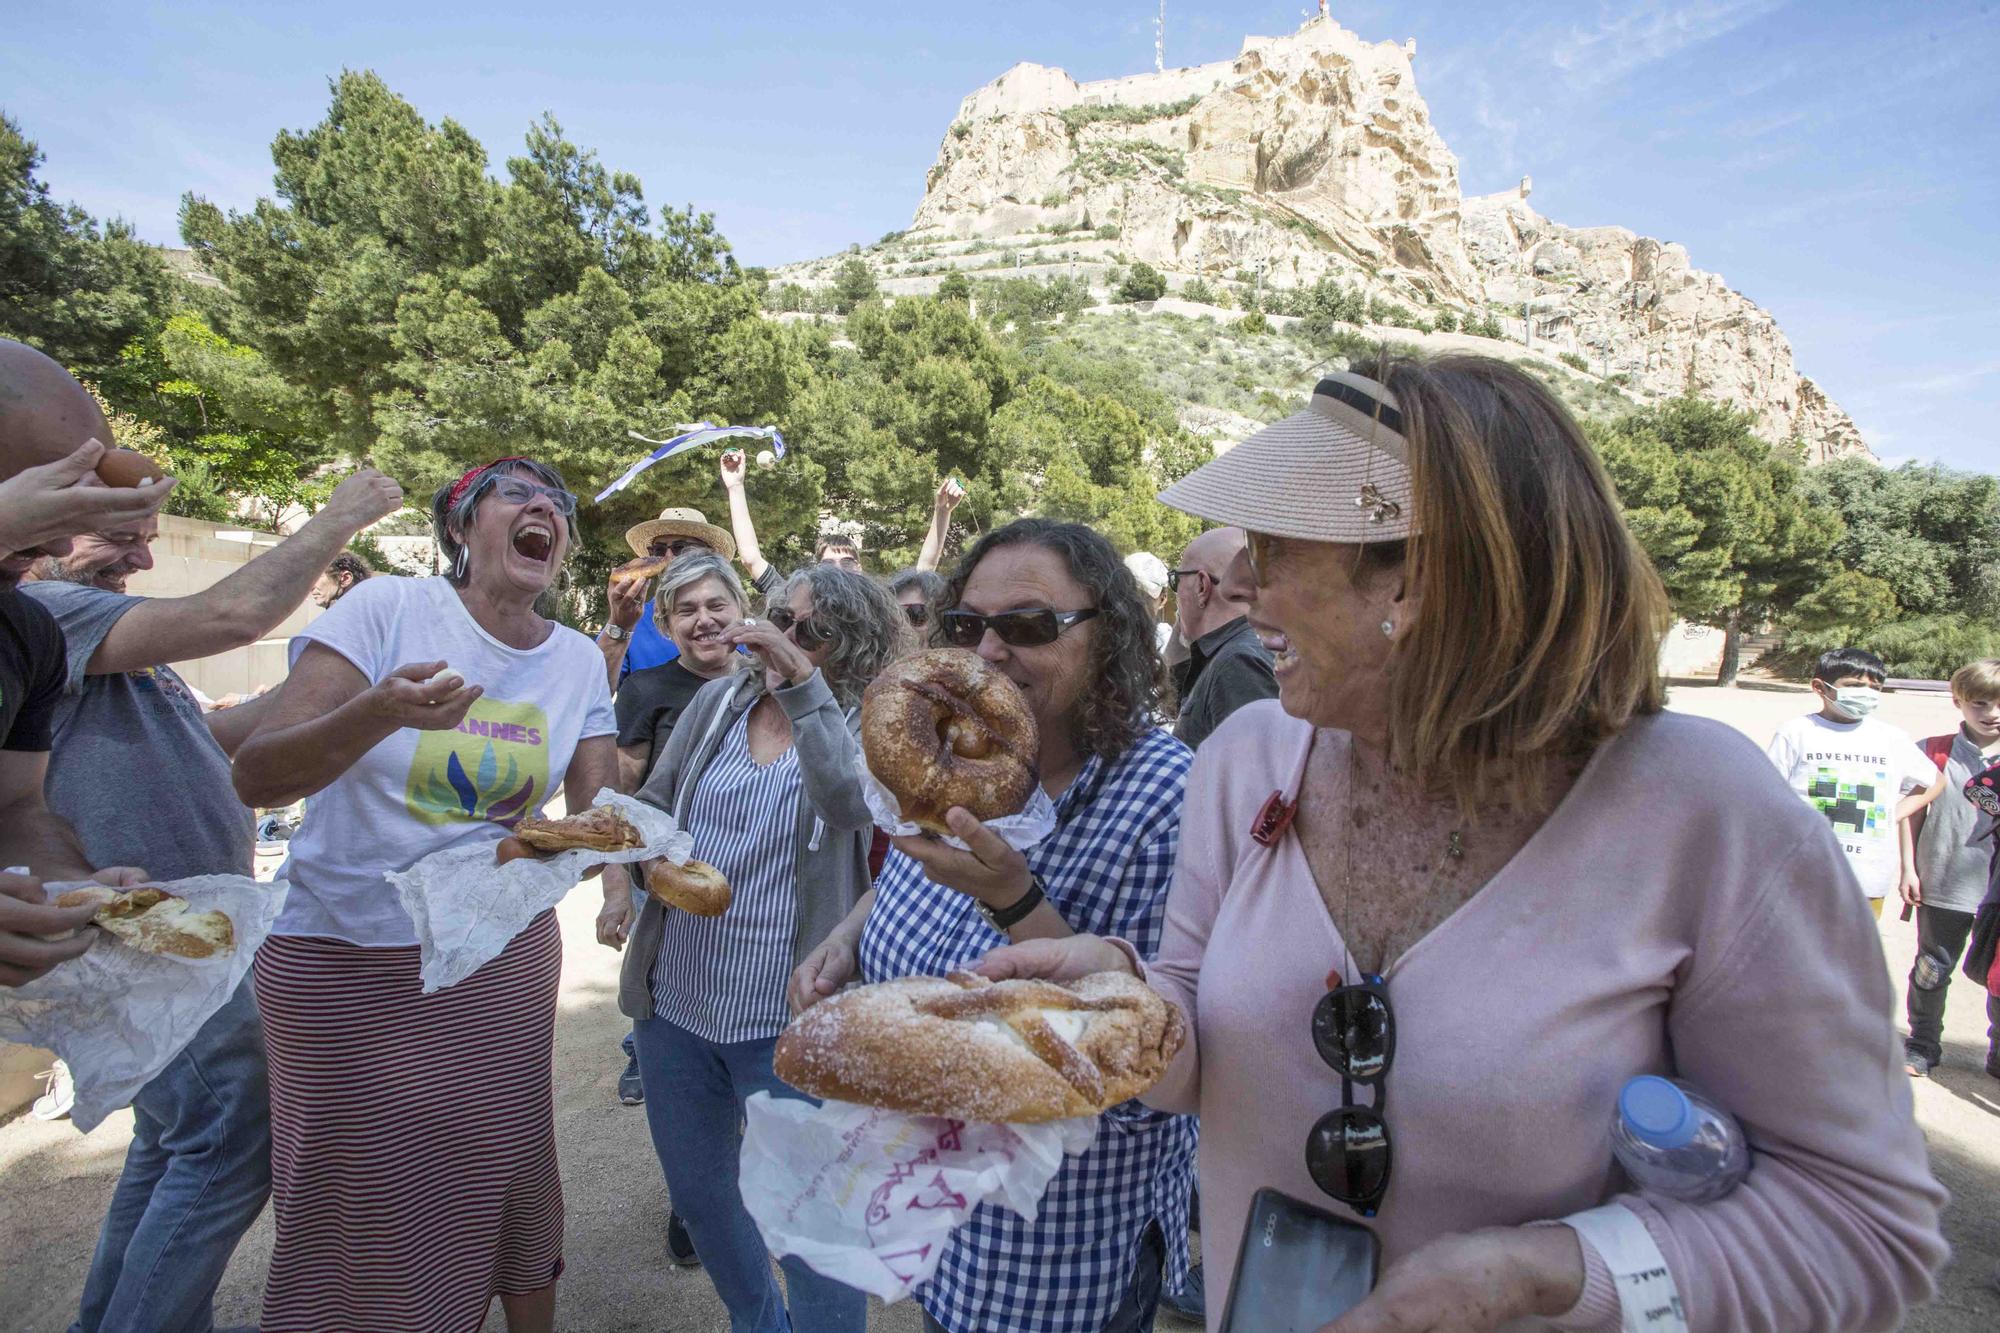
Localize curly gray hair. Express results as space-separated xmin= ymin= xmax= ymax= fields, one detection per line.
xmin=651 ymin=552 xmax=749 ymax=631
xmin=770 ymin=564 xmax=910 ymax=708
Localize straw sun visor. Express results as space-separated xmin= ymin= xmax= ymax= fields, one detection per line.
xmin=1158 ymin=372 xmax=1414 ymax=544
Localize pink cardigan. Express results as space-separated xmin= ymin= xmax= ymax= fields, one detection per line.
xmin=1142 ymin=703 xmax=1947 ymax=1331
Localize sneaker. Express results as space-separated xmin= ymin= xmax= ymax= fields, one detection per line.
xmin=667 ymin=1210 xmax=701 ymax=1268
xmin=30 ymin=1060 xmax=74 ymax=1121
xmin=1902 ymin=1045 xmax=1934 ymax=1079
xmin=1159 ymin=1263 xmax=1206 ymax=1320
xmin=618 ymin=1057 xmax=644 ymax=1106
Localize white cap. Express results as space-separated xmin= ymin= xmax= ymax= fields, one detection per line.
xmin=1124 ymin=551 xmax=1169 ymax=599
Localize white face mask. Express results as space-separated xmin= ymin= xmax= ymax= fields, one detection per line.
xmin=1829 ymin=685 xmax=1882 ymax=720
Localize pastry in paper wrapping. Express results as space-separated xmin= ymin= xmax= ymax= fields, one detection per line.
xmin=774 ymin=970 xmax=1183 ymax=1123
xmin=55 ymin=886 xmax=235 ymax=959
xmin=860 ymin=648 xmax=1038 ymax=836
xmin=495 ymin=806 xmax=643 ymax=863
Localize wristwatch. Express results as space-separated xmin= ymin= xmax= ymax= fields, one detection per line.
xmin=978 ymin=874 xmax=1047 ymax=933
xmin=601 ymin=623 xmax=629 ymax=642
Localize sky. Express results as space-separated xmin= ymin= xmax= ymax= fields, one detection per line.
xmin=6 ymin=1 xmax=1997 ymax=471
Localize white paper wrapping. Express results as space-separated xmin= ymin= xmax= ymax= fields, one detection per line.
xmin=386 ymin=788 xmax=692 ymax=993
xmin=0 ymin=874 xmax=287 ymax=1132
xmin=860 ymin=767 xmax=1057 ymax=852
xmin=739 ymin=1092 xmax=1097 ymax=1302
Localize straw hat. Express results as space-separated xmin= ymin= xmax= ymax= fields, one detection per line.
xmin=623 ymin=506 xmax=736 ymax=560
xmin=1158 ymin=372 xmax=1414 ymax=544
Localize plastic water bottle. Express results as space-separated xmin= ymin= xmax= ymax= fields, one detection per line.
xmin=1611 ymin=1075 xmax=1749 ymax=1204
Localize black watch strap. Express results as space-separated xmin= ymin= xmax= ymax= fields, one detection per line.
xmin=979 ymin=874 xmax=1047 ymax=932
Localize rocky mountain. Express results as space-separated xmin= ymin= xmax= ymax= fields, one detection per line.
xmin=781 ymin=16 xmax=1868 ymax=462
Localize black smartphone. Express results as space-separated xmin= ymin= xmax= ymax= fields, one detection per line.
xmin=1217 ymin=1187 xmax=1380 ymax=1333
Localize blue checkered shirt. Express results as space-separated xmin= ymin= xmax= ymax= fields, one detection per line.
xmin=859 ymin=727 xmax=1199 ymax=1333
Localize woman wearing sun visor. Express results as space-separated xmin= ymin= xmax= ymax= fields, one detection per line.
xmin=232 ymin=456 xmax=619 ymax=1333
xmin=972 ymin=357 xmax=1947 ymax=1331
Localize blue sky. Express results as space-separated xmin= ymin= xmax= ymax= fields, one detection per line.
xmin=6 ymin=2 xmax=1996 ymax=471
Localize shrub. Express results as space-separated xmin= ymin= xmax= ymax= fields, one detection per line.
xmin=1234 ymin=310 xmax=1270 ymax=335
xmin=1180 ymin=277 xmax=1218 ymax=306
xmin=936 ymin=272 xmax=972 ymax=305
xmin=950 ymin=121 xmax=971 ymax=140
xmin=1056 ymin=96 xmax=1201 ymax=136
xmin=878 ymin=229 xmax=906 ymax=247
xmin=1466 ymin=313 xmax=1506 ymax=340
xmin=831 ymin=257 xmax=877 ymax=313
xmin=1095 ymin=224 xmax=1120 ymax=240
xmin=1116 ymin=262 xmax=1168 ymax=303
xmin=1558 ymin=351 xmax=1590 ymax=373
xmin=1431 ymin=309 xmax=1458 ymax=333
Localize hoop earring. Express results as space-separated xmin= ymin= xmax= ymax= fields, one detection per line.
xmin=453 ymin=547 xmax=468 ymax=581
xmin=1380 ymin=619 xmax=1395 ymax=637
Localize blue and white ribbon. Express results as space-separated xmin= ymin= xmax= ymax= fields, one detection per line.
xmin=594 ymin=424 xmax=788 ymax=502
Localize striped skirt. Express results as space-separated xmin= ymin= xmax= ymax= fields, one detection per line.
xmin=254 ymin=910 xmax=564 ymax=1333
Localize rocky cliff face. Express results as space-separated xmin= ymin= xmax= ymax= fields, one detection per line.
xmin=898 ymin=17 xmax=1868 ymax=462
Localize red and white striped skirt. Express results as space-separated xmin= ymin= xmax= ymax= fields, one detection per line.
xmin=254 ymin=910 xmax=564 ymax=1333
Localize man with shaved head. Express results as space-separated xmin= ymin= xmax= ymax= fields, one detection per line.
xmin=1167 ymin=526 xmax=1277 ymax=751
xmin=0 ymin=339 xmax=174 ymax=988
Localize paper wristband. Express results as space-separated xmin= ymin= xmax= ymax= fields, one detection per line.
xmin=1562 ymin=1205 xmax=1688 ymax=1333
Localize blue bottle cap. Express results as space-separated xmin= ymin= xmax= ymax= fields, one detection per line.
xmin=1620 ymin=1075 xmax=1696 ymax=1149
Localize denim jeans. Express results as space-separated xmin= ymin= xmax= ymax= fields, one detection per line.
xmin=632 ymin=1015 xmax=865 ymax=1333
xmin=920 ymin=1221 xmax=1166 ymax=1333
xmin=70 ymin=980 xmax=271 ymax=1333
xmin=1905 ymin=904 xmax=2000 ymax=1065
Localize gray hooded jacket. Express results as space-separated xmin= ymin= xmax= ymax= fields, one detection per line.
xmin=617 ymin=666 xmax=873 ymax=1020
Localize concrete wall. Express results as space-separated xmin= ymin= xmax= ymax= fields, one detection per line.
xmin=119 ymin=515 xmax=325 ymax=699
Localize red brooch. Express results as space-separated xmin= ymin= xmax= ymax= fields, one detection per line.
xmin=1252 ymin=791 xmax=1298 ymax=846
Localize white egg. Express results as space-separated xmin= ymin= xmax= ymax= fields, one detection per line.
xmin=756 ymin=449 xmax=777 ymax=469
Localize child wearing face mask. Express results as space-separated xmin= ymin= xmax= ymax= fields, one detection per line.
xmin=1766 ymin=647 xmax=1941 ymax=917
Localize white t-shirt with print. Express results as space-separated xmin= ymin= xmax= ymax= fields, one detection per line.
xmin=1765 ymin=712 xmax=1939 ymax=899
xmin=273 ymin=576 xmax=616 ymax=945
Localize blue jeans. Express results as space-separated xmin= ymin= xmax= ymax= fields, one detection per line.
xmin=71 ymin=980 xmax=271 ymax=1333
xmin=632 ymin=1015 xmax=866 ymax=1333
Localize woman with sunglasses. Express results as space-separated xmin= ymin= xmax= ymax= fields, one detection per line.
xmin=233 ymin=457 xmax=618 ymax=1333
xmin=887 ymin=565 xmax=946 ymax=629
xmin=790 ymin=518 xmax=1198 ymax=1333
xmin=972 ymin=360 xmax=1948 ymax=1333
xmin=618 ymin=563 xmax=906 ymax=1333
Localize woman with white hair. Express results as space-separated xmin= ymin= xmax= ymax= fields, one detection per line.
xmin=613 ymin=564 xmax=907 ymax=1333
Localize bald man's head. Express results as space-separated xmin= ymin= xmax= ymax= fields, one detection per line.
xmin=0 ymin=338 xmax=112 ymax=479
xmin=1174 ymin=526 xmax=1250 ymax=641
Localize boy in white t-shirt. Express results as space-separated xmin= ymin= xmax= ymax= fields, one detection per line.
xmin=1765 ymin=647 xmax=1939 ymax=916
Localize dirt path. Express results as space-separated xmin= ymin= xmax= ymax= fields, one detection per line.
xmin=0 ymin=683 xmax=1992 ymax=1330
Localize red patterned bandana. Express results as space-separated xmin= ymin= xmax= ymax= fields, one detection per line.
xmin=445 ymin=456 xmax=530 ymax=511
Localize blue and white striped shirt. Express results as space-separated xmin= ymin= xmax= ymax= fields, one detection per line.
xmin=859 ymin=726 xmax=1198 ymax=1333
xmin=650 ymin=710 xmax=802 ymax=1042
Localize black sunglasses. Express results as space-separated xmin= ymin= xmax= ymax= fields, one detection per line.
xmin=647 ymin=537 xmax=711 ymax=559
xmin=939 ymin=607 xmax=1099 ymax=649
xmin=902 ymin=603 xmax=931 ymax=626
xmin=1165 ymin=568 xmax=1207 ymax=594
xmin=1306 ymin=974 xmax=1393 ymax=1218
xmin=764 ymin=605 xmax=837 ymax=652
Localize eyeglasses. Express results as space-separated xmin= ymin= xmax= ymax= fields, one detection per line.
xmin=1165 ymin=568 xmax=1208 ymax=594
xmin=1306 ymin=974 xmax=1393 ymax=1218
xmin=764 ymin=605 xmax=838 ymax=652
xmin=648 ymin=537 xmax=711 ymax=559
xmin=939 ymin=607 xmax=1099 ymax=649
xmin=902 ymin=603 xmax=931 ymax=626
xmin=485 ymin=475 xmax=578 ymax=516
xmin=1244 ymin=531 xmax=1279 ymax=587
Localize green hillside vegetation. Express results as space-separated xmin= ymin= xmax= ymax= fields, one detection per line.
xmin=5 ymin=76 xmax=1993 ymax=676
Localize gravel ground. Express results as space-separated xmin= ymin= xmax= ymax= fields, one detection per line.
xmin=0 ymin=682 xmax=1993 ymax=1330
